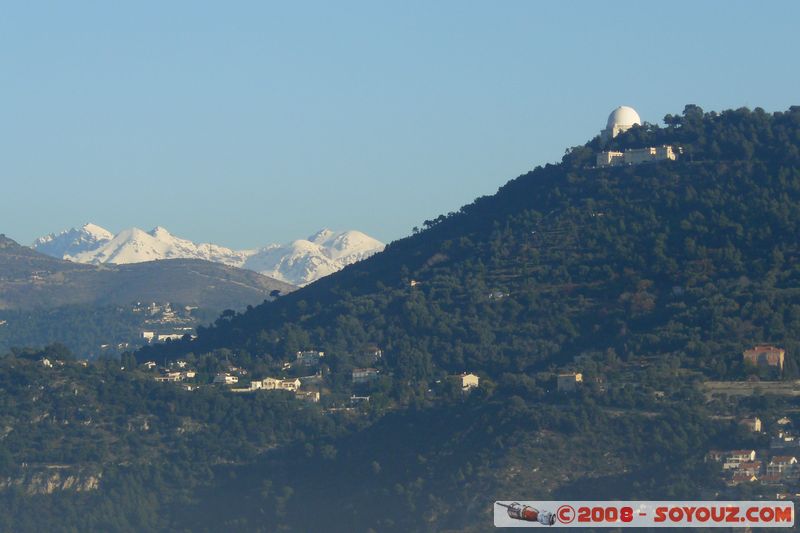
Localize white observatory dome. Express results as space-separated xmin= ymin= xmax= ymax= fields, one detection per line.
xmin=606 ymin=106 xmax=641 ymax=130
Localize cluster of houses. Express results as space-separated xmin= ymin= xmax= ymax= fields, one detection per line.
xmin=142 ymin=360 xmax=198 ymax=385
xmin=142 ymin=331 xmax=187 ymax=343
xmin=772 ymin=417 xmax=800 ymax=449
xmin=145 ymin=344 xmax=483 ymax=406
xmin=350 ymin=347 xmax=384 ymax=385
xmin=134 ymin=303 xmax=198 ymax=344
xmin=41 ymin=357 xmax=88 ymax=368
xmin=154 ymin=369 xmax=197 ymax=383
xmin=295 ymin=350 xmax=325 ymax=368
xmin=707 ymin=416 xmax=800 ymax=489
xmin=708 ymin=448 xmax=798 ymax=487
xmin=207 ymin=352 xmax=331 ymax=403
xmin=227 ymin=375 xmax=320 ymax=403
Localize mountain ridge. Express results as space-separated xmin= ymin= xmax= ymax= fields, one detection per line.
xmin=32 ymin=224 xmax=385 ymax=286
xmin=0 ymin=234 xmax=295 ymax=311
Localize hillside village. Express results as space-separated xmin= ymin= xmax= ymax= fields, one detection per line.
xmin=141 ymin=344 xmax=481 ymax=410
xmin=93 ymin=302 xmax=203 ymax=353
xmin=39 ymin=330 xmax=800 ymax=504
xmin=700 ymin=346 xmax=800 ymax=496
xmin=706 ymin=412 xmax=800 ymax=497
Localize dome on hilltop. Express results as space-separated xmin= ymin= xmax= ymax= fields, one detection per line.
xmin=602 ymin=106 xmax=642 ymax=140
xmin=606 ymin=106 xmax=641 ymax=130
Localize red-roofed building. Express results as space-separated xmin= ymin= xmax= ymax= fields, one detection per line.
xmin=767 ymin=456 xmax=798 ymax=479
xmin=724 ymin=450 xmax=756 ymax=469
xmin=743 ymin=345 xmax=785 ymax=371
xmin=738 ymin=461 xmax=762 ymax=476
xmin=729 ymin=473 xmax=758 ymax=486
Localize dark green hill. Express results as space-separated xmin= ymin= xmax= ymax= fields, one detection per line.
xmin=1 ymin=106 xmax=798 ymax=532
xmin=0 ymin=235 xmax=295 ymax=311
xmin=113 ymin=105 xmax=800 ymax=531
xmin=146 ymin=105 xmax=800 ymax=383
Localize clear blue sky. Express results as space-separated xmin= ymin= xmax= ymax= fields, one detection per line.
xmin=2 ymin=1 xmax=798 ymax=248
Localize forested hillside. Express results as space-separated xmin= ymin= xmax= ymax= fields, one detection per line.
xmin=147 ymin=105 xmax=800 ymax=385
xmin=2 ymin=105 xmax=799 ymax=531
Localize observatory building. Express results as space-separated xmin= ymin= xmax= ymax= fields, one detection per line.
xmin=601 ymin=106 xmax=641 ymax=141
xmin=595 ymin=105 xmax=680 ymax=168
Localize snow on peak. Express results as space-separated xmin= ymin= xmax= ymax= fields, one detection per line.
xmin=32 ymin=224 xmax=385 ymax=286
xmin=308 ymin=228 xmax=335 ymax=244
xmin=320 ymin=230 xmax=384 ymax=261
xmin=149 ymin=226 xmax=173 ymax=239
xmin=32 ymin=223 xmax=114 ymax=258
xmin=289 ymin=239 xmax=325 ymax=253
xmin=243 ymin=230 xmax=385 ymax=285
xmin=81 ymin=223 xmax=114 ymax=240
xmin=65 ymin=226 xmax=249 ymax=266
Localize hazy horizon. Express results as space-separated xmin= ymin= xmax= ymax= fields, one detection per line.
xmin=18 ymin=221 xmax=383 ymax=250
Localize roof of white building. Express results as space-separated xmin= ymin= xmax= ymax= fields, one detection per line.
xmin=606 ymin=106 xmax=641 ymax=130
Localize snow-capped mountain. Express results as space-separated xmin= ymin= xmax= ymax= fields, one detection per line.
xmin=32 ymin=223 xmax=114 ymax=259
xmin=242 ymin=230 xmax=384 ymax=286
xmin=32 ymin=224 xmax=385 ymax=286
xmin=67 ymin=226 xmax=250 ymax=266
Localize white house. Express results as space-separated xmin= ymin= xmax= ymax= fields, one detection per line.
xmin=596 ymin=146 xmax=677 ymax=167
xmin=262 ymin=377 xmax=301 ymax=392
xmin=363 ymin=345 xmax=383 ymax=361
xmin=295 ymin=391 xmax=320 ymax=403
xmin=724 ymin=450 xmax=757 ymax=470
xmin=154 ymin=371 xmax=183 ymax=383
xmin=452 ymin=372 xmax=479 ymax=391
xmin=157 ymin=334 xmax=184 ymax=342
xmin=213 ymin=373 xmax=239 ymax=385
xmin=557 ymin=372 xmax=583 ymax=392
xmin=352 ymin=368 xmax=380 ymax=384
xmin=767 ymin=456 xmax=798 ymax=478
xmin=296 ymin=350 xmax=325 ymax=367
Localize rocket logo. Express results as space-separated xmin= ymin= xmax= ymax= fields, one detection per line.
xmin=496 ymin=502 xmax=556 ymax=525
